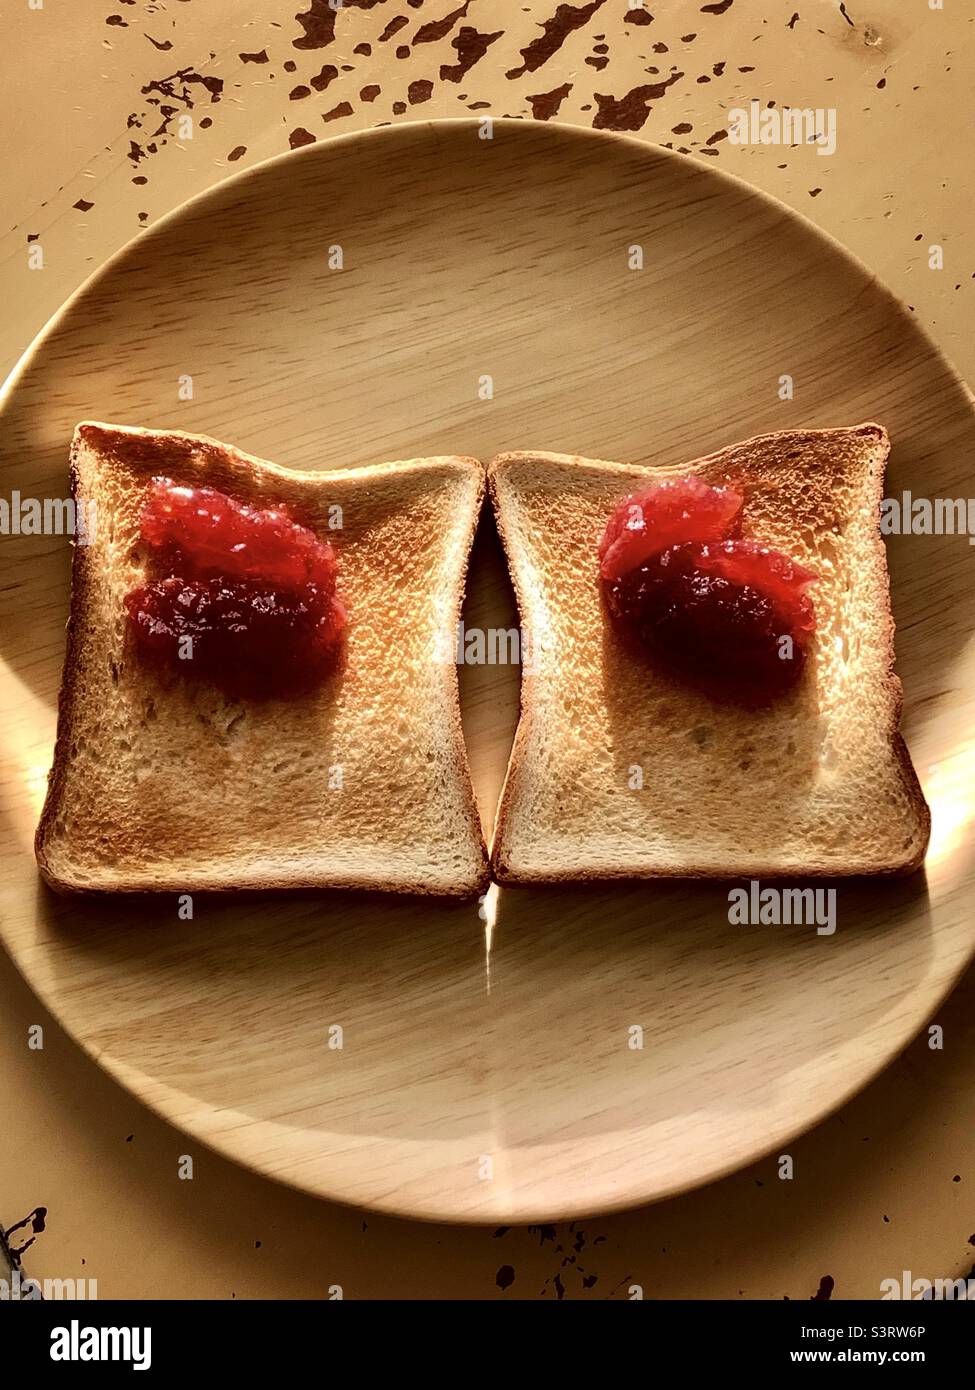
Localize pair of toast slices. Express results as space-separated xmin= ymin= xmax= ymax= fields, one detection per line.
xmin=36 ymin=421 xmax=930 ymax=898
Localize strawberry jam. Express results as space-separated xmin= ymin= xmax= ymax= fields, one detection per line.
xmin=126 ymin=479 xmax=344 ymax=699
xmin=600 ymin=478 xmax=816 ymax=707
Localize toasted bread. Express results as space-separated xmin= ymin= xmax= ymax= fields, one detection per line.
xmin=489 ymin=425 xmax=930 ymax=882
xmin=36 ymin=423 xmax=489 ymax=897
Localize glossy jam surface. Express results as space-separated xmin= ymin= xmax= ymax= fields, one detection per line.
xmin=600 ymin=478 xmax=816 ymax=707
xmin=126 ymin=479 xmax=344 ymax=698
xmin=599 ymin=475 xmax=744 ymax=581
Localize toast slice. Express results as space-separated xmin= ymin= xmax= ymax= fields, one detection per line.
xmin=36 ymin=422 xmax=489 ymax=897
xmin=489 ymin=426 xmax=930 ymax=882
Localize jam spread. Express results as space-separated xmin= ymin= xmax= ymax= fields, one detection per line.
xmin=125 ymin=479 xmax=345 ymax=698
xmin=599 ymin=477 xmax=816 ymax=707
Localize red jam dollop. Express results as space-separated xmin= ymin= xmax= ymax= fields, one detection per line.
xmin=125 ymin=479 xmax=345 ymax=699
xmin=599 ymin=478 xmax=816 ymax=707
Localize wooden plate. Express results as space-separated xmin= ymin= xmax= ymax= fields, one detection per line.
xmin=2 ymin=120 xmax=973 ymax=1223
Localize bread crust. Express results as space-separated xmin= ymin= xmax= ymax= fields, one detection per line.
xmin=488 ymin=426 xmax=931 ymax=884
xmin=36 ymin=422 xmax=490 ymax=898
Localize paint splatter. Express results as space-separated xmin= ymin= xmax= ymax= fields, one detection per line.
xmin=507 ymin=1 xmax=608 ymax=80
xmin=293 ymin=0 xmax=339 ymax=51
xmin=379 ymin=15 xmax=410 ymax=42
xmin=73 ymin=198 xmax=95 ymax=212
xmin=414 ymin=2 xmax=471 ymax=44
xmin=592 ymin=72 xmax=682 ymax=130
xmin=527 ymin=81 xmax=573 ymax=120
xmin=4 ymin=1208 xmax=48 ymax=1259
xmin=323 ymin=101 xmax=354 ymax=122
xmin=289 ymin=126 xmax=317 ymax=148
xmin=496 ymin=1264 xmax=515 ymax=1290
xmin=239 ymin=50 xmax=270 ymax=64
xmin=408 ymin=79 xmax=434 ymax=103
xmin=227 ymin=146 xmax=247 ymax=161
xmin=440 ymin=26 xmax=503 ymax=83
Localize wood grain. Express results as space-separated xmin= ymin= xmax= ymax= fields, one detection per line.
xmin=1 ymin=121 xmax=973 ymax=1222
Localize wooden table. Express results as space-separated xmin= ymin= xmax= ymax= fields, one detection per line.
xmin=2 ymin=0 xmax=972 ymax=1299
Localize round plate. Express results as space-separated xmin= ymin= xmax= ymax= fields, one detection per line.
xmin=2 ymin=120 xmax=973 ymax=1223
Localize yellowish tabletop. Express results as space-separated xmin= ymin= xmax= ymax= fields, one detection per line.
xmin=1 ymin=0 xmax=973 ymax=1298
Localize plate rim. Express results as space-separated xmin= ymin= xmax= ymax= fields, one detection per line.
xmin=2 ymin=116 xmax=973 ymax=1224
xmin=4 ymin=117 xmax=972 ymax=410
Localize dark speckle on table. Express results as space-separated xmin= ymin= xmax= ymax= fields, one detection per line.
xmin=506 ymin=1 xmax=608 ymax=81
xmin=293 ymin=0 xmax=339 ymax=52
xmin=441 ymin=26 xmax=503 ymax=83
xmin=311 ymin=65 xmax=338 ymax=91
xmin=415 ymin=2 xmax=472 ymax=46
xmin=527 ymin=81 xmax=572 ymax=120
xmin=3 ymin=1207 xmax=48 ymax=1259
xmin=592 ymin=71 xmax=682 ymax=131
xmin=379 ymin=15 xmax=410 ymax=43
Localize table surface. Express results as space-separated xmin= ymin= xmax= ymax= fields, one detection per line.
xmin=2 ymin=0 xmax=973 ymax=1299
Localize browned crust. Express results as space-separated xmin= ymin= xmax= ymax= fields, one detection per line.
xmin=488 ymin=425 xmax=931 ymax=885
xmin=35 ymin=422 xmax=490 ymax=899
xmin=444 ymin=462 xmax=492 ymax=895
xmin=34 ymin=438 xmax=92 ymax=893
